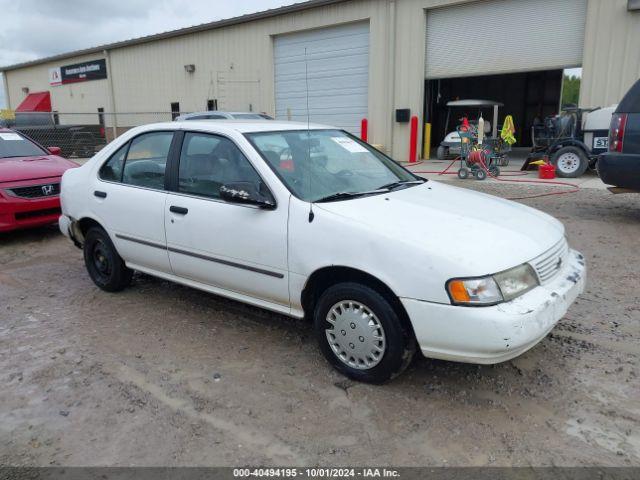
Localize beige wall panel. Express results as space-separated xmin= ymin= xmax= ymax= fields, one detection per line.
xmin=581 ymin=0 xmax=640 ymax=107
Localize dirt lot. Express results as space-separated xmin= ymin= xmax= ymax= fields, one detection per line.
xmin=0 ymin=182 xmax=639 ymax=467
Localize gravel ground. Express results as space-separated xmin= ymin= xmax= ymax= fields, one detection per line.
xmin=0 ymin=182 xmax=638 ymax=467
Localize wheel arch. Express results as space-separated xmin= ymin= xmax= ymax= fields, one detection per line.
xmin=301 ymin=266 xmax=416 ymax=338
xmin=549 ymin=140 xmax=590 ymax=156
xmin=70 ymin=216 xmax=106 ymax=246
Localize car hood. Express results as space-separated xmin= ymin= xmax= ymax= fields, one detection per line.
xmin=0 ymin=155 xmax=78 ymax=183
xmin=315 ymin=181 xmax=565 ymax=275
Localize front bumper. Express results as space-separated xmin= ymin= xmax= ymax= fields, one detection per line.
xmin=0 ymin=180 xmax=62 ymax=232
xmin=598 ymin=152 xmax=640 ymax=190
xmin=401 ymin=249 xmax=586 ymax=364
xmin=440 ymin=142 xmax=462 ymax=152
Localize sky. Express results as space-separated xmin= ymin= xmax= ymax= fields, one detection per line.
xmin=0 ymin=0 xmax=299 ymax=108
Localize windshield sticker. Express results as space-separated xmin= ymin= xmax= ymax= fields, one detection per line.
xmin=0 ymin=133 xmax=22 ymax=141
xmin=331 ymin=137 xmax=369 ymax=153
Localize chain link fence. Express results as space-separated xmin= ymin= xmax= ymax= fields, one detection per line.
xmin=0 ymin=111 xmax=183 ymax=159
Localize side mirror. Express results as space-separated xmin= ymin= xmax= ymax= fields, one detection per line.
xmin=48 ymin=146 xmax=62 ymax=155
xmin=220 ymin=182 xmax=275 ymax=209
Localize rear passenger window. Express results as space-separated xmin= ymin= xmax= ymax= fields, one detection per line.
xmin=122 ymin=132 xmax=173 ymax=189
xmin=99 ymin=144 xmax=127 ymax=181
xmin=178 ymin=132 xmax=262 ymax=199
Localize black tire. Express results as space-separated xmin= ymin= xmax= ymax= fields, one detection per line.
xmin=313 ymin=282 xmax=416 ymax=384
xmin=489 ymin=165 xmax=500 ymax=177
xmin=458 ymin=167 xmax=469 ymax=179
xmin=474 ymin=168 xmax=487 ymax=180
xmin=83 ymin=227 xmax=133 ymax=292
xmin=551 ymin=146 xmax=589 ymax=178
xmin=436 ymin=145 xmax=448 ymax=160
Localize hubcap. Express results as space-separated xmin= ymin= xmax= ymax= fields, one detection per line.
xmin=325 ymin=300 xmax=386 ymax=370
xmin=557 ymin=152 xmax=581 ymax=174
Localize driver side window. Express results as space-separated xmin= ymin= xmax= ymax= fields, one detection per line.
xmin=178 ymin=132 xmax=262 ymax=199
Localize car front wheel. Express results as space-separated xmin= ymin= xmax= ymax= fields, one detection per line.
xmin=314 ymin=282 xmax=415 ymax=383
xmin=83 ymin=226 xmax=133 ymax=292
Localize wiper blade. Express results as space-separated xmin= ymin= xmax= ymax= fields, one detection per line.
xmin=377 ymin=179 xmax=425 ymax=191
xmin=314 ymin=189 xmax=386 ymax=203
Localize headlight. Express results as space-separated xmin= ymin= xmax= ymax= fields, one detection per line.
xmin=493 ymin=263 xmax=538 ymax=302
xmin=447 ymin=276 xmax=502 ymax=306
xmin=447 ymin=263 xmax=539 ymax=306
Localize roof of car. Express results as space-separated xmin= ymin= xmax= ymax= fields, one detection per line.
xmin=179 ymin=111 xmax=265 ymax=116
xmin=151 ymin=120 xmax=336 ymax=133
xmin=446 ymin=99 xmax=504 ymax=107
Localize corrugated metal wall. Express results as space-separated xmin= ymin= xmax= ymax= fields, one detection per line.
xmin=580 ymin=0 xmax=640 ymax=108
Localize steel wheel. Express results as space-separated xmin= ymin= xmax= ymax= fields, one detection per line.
xmin=92 ymin=240 xmax=112 ymax=279
xmin=83 ymin=226 xmax=133 ymax=292
xmin=325 ymin=300 xmax=386 ymax=370
xmin=556 ymin=152 xmax=581 ymax=175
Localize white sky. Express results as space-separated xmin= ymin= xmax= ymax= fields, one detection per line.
xmin=0 ymin=0 xmax=299 ymax=108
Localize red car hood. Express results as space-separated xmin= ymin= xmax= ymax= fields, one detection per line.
xmin=0 ymin=155 xmax=78 ymax=183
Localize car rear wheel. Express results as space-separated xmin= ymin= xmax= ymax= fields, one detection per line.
xmin=83 ymin=227 xmax=133 ymax=292
xmin=436 ymin=146 xmax=448 ymax=160
xmin=314 ymin=282 xmax=415 ymax=383
xmin=552 ymin=146 xmax=588 ymax=178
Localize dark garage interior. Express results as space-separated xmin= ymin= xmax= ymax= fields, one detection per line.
xmin=424 ymin=69 xmax=563 ymax=150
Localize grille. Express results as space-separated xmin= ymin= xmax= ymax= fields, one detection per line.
xmin=7 ymin=183 xmax=60 ymax=198
xmin=530 ymin=238 xmax=569 ymax=284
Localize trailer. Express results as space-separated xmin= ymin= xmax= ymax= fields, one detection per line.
xmin=527 ymin=105 xmax=615 ymax=178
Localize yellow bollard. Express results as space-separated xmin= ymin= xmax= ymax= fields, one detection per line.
xmin=423 ymin=123 xmax=431 ymax=160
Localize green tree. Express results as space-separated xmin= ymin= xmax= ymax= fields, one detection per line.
xmin=562 ymin=75 xmax=581 ymax=107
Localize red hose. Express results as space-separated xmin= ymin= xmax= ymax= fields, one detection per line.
xmin=400 ymin=157 xmax=580 ymax=200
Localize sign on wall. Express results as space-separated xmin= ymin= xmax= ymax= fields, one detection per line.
xmin=49 ymin=59 xmax=107 ymax=86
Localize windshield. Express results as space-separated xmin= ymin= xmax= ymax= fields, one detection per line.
xmin=0 ymin=132 xmax=47 ymax=158
xmin=246 ymin=129 xmax=418 ymax=202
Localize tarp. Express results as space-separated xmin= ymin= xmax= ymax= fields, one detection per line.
xmin=15 ymin=91 xmax=51 ymax=112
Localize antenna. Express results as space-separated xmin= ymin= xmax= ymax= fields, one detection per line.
xmin=304 ymin=47 xmax=314 ymax=222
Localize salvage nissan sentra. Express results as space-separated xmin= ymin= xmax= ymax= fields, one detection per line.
xmin=59 ymin=121 xmax=586 ymax=383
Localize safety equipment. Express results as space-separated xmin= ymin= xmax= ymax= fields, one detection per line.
xmin=501 ymin=115 xmax=516 ymax=145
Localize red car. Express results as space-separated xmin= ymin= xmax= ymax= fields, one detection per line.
xmin=0 ymin=128 xmax=78 ymax=232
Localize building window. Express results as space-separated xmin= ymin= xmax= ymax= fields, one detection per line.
xmin=207 ymin=99 xmax=218 ymax=111
xmin=170 ymin=102 xmax=180 ymax=120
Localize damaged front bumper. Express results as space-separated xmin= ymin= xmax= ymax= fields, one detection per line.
xmin=401 ymin=249 xmax=586 ymax=364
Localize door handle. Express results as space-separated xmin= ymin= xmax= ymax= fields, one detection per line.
xmin=94 ymin=190 xmax=107 ymax=198
xmin=169 ymin=205 xmax=188 ymax=215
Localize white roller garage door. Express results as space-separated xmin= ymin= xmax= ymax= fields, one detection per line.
xmin=425 ymin=0 xmax=587 ymax=79
xmin=274 ymin=22 xmax=369 ymax=134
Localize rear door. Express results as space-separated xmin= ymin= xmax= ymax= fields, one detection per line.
xmin=163 ymin=131 xmax=289 ymax=308
xmin=92 ymin=130 xmax=176 ymax=273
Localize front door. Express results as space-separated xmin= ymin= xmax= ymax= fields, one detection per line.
xmin=92 ymin=131 xmax=175 ymax=273
xmin=164 ymin=131 xmax=289 ymax=308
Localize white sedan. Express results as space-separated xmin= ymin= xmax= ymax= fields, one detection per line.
xmin=59 ymin=120 xmax=586 ymax=383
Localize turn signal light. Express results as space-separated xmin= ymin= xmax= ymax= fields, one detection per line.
xmin=448 ymin=280 xmax=471 ymax=303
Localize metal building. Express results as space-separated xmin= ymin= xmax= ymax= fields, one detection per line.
xmin=1 ymin=0 xmax=639 ymax=159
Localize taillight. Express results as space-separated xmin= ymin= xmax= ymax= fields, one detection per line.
xmin=609 ymin=113 xmax=627 ymax=152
